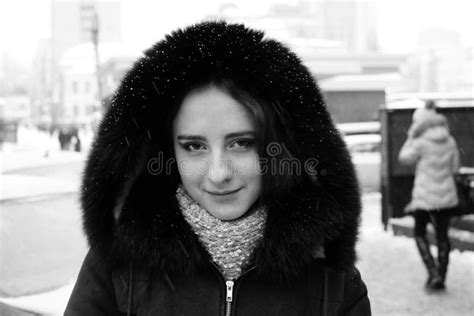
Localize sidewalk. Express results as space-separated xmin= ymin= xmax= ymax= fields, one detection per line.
xmin=1 ymin=146 xmax=86 ymax=202
xmin=390 ymin=215 xmax=474 ymax=252
xmin=0 ymin=285 xmax=74 ymax=316
xmin=358 ymin=193 xmax=474 ymax=316
xmin=1 ymin=145 xmax=86 ymax=174
xmin=0 ymin=191 xmax=86 ymax=315
xmin=0 ymin=174 xmax=79 ymax=202
xmin=1 ymin=145 xmax=87 ymax=315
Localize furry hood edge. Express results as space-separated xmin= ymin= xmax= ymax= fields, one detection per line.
xmin=81 ymin=21 xmax=361 ymax=282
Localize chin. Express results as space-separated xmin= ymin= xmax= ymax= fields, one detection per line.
xmin=207 ymin=204 xmax=248 ymax=221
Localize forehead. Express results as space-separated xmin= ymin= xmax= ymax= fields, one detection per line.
xmin=173 ymin=86 xmax=256 ymax=135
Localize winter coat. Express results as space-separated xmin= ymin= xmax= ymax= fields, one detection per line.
xmin=65 ymin=21 xmax=370 ymax=315
xmin=399 ymin=111 xmax=460 ymax=211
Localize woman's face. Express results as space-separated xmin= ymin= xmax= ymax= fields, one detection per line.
xmin=172 ymin=86 xmax=262 ymax=220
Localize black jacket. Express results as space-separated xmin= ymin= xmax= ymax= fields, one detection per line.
xmin=65 ymin=21 xmax=370 ymax=315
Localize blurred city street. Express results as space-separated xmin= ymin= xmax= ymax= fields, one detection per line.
xmin=1 ymin=0 xmax=474 ymax=315
xmin=1 ymin=161 xmax=87 ymax=297
xmin=0 ymin=129 xmax=89 ymax=314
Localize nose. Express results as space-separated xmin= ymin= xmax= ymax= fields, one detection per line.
xmin=207 ymin=152 xmax=233 ymax=185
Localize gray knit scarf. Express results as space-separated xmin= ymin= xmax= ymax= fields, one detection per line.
xmin=176 ymin=185 xmax=267 ymax=280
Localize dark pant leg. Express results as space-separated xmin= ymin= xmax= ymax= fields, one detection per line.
xmin=413 ymin=211 xmax=439 ymax=284
xmin=433 ymin=212 xmax=451 ymax=245
xmin=413 ymin=210 xmax=430 ymax=238
xmin=433 ymin=211 xmax=452 ymax=284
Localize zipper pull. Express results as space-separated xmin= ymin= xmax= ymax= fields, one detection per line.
xmin=226 ymin=280 xmax=234 ymax=302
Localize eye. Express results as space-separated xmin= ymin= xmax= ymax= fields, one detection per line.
xmin=230 ymin=138 xmax=255 ymax=150
xmin=180 ymin=142 xmax=206 ymax=152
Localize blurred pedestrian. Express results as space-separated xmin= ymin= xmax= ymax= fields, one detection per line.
xmin=399 ymin=100 xmax=460 ymax=292
xmin=58 ymin=127 xmax=70 ymax=151
xmin=65 ymin=21 xmax=370 ymax=315
xmin=73 ymin=135 xmax=81 ymax=152
xmin=71 ymin=126 xmax=81 ymax=152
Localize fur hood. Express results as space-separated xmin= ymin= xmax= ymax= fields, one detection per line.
xmin=81 ymin=21 xmax=361 ymax=282
xmin=408 ymin=109 xmax=449 ymax=139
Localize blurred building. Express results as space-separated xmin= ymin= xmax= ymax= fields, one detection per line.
xmin=56 ymin=43 xmax=138 ymax=125
xmin=0 ymin=53 xmax=31 ymax=141
xmin=57 ymin=44 xmax=98 ymax=124
xmin=31 ymin=0 xmax=121 ymax=127
xmin=214 ymin=0 xmax=377 ymax=53
xmin=320 ymin=73 xmax=404 ymax=123
xmin=212 ymin=0 xmax=406 ymax=80
xmin=30 ymin=39 xmax=54 ymax=127
xmin=403 ymin=28 xmax=474 ymax=93
xmin=211 ymin=0 xmax=406 ymax=123
xmin=101 ymin=56 xmax=136 ymax=99
xmin=0 ymin=96 xmax=31 ymax=121
xmin=0 ymin=95 xmax=30 ymax=143
xmin=267 ymin=0 xmax=378 ymax=53
xmin=0 ymin=54 xmax=30 ymax=96
xmin=51 ymin=0 xmax=121 ymax=65
xmin=303 ymin=53 xmax=406 ymax=80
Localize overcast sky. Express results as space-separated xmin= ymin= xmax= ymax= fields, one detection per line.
xmin=1 ymin=0 xmax=473 ymax=66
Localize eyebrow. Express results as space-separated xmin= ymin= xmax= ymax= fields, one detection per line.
xmin=177 ymin=130 xmax=256 ymax=141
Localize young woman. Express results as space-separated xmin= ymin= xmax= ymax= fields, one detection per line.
xmin=65 ymin=21 xmax=370 ymax=315
xmin=399 ymin=101 xmax=460 ymax=291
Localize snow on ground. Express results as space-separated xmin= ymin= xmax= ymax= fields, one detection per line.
xmin=1 ymin=124 xmax=94 ymax=155
xmin=1 ymin=125 xmax=91 ymax=173
xmin=0 ymin=284 xmax=74 ymax=316
xmin=0 ymin=174 xmax=78 ymax=200
xmin=358 ymin=193 xmax=474 ymax=316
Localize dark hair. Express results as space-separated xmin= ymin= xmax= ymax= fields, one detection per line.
xmin=425 ymin=100 xmax=437 ymax=110
xmin=167 ymin=79 xmax=309 ymax=204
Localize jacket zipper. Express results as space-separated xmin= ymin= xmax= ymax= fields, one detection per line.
xmin=225 ymin=280 xmax=234 ymax=316
xmin=210 ymin=262 xmax=256 ymax=316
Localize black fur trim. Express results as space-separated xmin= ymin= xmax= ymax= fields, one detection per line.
xmin=81 ymin=21 xmax=361 ymax=282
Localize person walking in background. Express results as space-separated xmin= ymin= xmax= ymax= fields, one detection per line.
xmin=70 ymin=126 xmax=81 ymax=152
xmin=58 ymin=127 xmax=71 ymax=151
xmin=399 ymin=100 xmax=460 ymax=292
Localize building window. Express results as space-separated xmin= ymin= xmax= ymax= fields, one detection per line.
xmin=72 ymin=81 xmax=78 ymax=94
xmin=85 ymin=81 xmax=90 ymax=93
xmin=74 ymin=105 xmax=80 ymax=116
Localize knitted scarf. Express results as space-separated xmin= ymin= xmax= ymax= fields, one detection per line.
xmin=176 ymin=185 xmax=267 ymax=280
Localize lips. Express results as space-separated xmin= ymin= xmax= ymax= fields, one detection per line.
xmin=206 ymin=188 xmax=242 ymax=196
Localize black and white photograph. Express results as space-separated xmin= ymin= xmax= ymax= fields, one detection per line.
xmin=0 ymin=0 xmax=473 ymax=315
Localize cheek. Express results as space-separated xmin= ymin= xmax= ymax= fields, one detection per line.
xmin=234 ymin=154 xmax=262 ymax=180
xmin=176 ymin=157 xmax=209 ymax=180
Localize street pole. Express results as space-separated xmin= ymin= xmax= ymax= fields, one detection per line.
xmin=91 ymin=11 xmax=103 ymax=110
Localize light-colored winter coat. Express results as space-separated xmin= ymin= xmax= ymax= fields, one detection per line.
xmin=399 ymin=111 xmax=460 ymax=211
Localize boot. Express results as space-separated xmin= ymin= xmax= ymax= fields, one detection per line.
xmin=415 ymin=236 xmax=442 ymax=290
xmin=436 ymin=241 xmax=451 ymax=290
